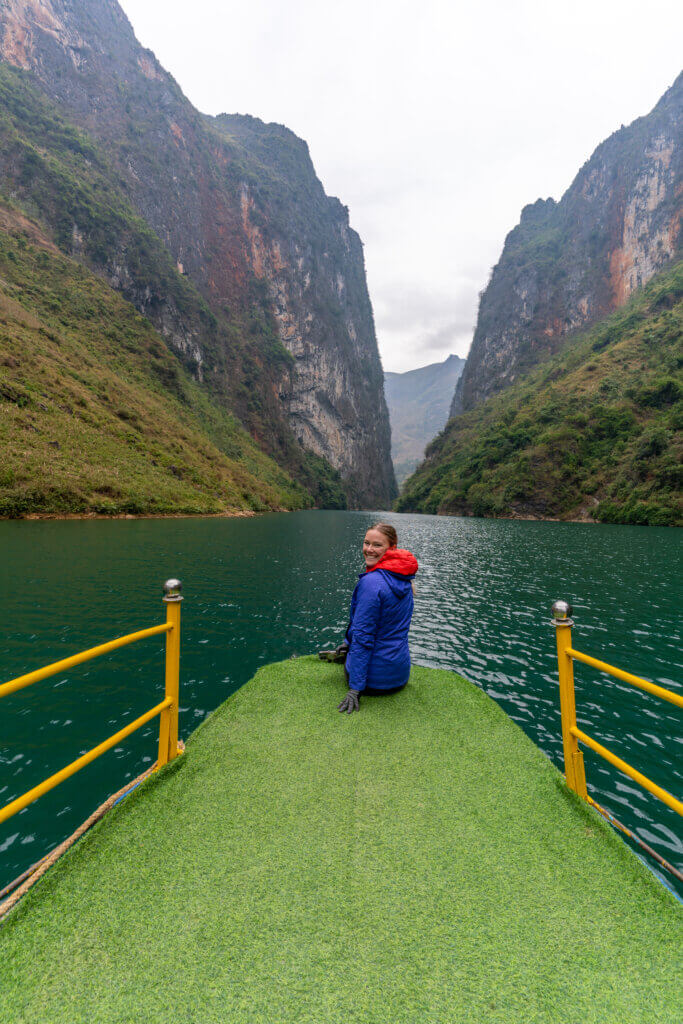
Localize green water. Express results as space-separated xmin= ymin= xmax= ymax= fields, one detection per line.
xmin=0 ymin=512 xmax=681 ymax=895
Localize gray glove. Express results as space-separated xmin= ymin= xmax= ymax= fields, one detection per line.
xmin=337 ymin=689 xmax=360 ymax=714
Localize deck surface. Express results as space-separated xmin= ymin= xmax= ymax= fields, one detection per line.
xmin=0 ymin=658 xmax=679 ymax=1023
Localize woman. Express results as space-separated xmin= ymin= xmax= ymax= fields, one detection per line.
xmin=337 ymin=523 xmax=418 ymax=714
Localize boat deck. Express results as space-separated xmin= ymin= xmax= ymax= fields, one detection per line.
xmin=0 ymin=658 xmax=679 ymax=1023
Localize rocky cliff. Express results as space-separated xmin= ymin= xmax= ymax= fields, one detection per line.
xmin=0 ymin=0 xmax=395 ymax=507
xmin=384 ymin=354 xmax=465 ymax=484
xmin=0 ymin=200 xmax=314 ymax=516
xmin=399 ymin=260 xmax=682 ymax=526
xmin=452 ymin=72 xmax=682 ymax=415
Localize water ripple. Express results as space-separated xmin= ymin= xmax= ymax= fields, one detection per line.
xmin=0 ymin=512 xmax=681 ymax=896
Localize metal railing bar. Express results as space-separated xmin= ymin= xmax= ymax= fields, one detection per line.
xmin=585 ymin=795 xmax=683 ymax=883
xmin=0 ymin=622 xmax=173 ymax=701
xmin=566 ymin=647 xmax=683 ymax=708
xmin=0 ymin=697 xmax=172 ymax=826
xmin=570 ymin=726 xmax=683 ymax=817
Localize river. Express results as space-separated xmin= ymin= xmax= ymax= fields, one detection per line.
xmin=0 ymin=512 xmax=681 ymax=896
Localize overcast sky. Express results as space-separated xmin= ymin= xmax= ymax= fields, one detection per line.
xmin=119 ymin=0 xmax=681 ymax=372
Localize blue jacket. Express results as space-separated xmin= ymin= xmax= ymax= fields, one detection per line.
xmin=345 ymin=549 xmax=417 ymax=693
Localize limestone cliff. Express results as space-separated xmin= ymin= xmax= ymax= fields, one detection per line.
xmin=384 ymin=354 xmax=465 ymax=484
xmin=398 ymin=259 xmax=682 ymax=526
xmin=452 ymin=72 xmax=682 ymax=415
xmin=0 ymin=0 xmax=395 ymax=506
xmin=215 ymin=115 xmax=393 ymax=505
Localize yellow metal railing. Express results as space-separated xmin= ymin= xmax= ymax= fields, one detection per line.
xmin=0 ymin=578 xmax=184 ymax=827
xmin=551 ymin=600 xmax=683 ymax=817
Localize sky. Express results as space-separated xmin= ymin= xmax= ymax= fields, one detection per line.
xmin=118 ymin=0 xmax=681 ymax=373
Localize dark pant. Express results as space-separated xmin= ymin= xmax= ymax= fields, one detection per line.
xmin=363 ymin=684 xmax=406 ymax=696
xmin=344 ymin=666 xmax=406 ymax=696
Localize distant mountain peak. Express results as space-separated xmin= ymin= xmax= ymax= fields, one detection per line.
xmin=384 ymin=354 xmax=465 ymax=484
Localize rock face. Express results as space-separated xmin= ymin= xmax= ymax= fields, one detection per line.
xmin=218 ymin=115 xmax=393 ymax=506
xmin=397 ymin=258 xmax=683 ymax=526
xmin=452 ymin=72 xmax=682 ymax=416
xmin=384 ymin=354 xmax=465 ymax=484
xmin=0 ymin=0 xmax=395 ymax=506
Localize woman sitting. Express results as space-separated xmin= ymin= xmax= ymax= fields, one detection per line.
xmin=337 ymin=522 xmax=418 ymax=714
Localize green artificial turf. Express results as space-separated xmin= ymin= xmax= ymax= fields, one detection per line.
xmin=0 ymin=660 xmax=679 ymax=1023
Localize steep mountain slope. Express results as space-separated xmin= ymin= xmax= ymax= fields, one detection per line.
xmin=0 ymin=201 xmax=325 ymax=515
xmin=398 ymin=261 xmax=682 ymax=526
xmin=0 ymin=63 xmax=344 ymax=508
xmin=384 ymin=354 xmax=465 ymax=484
xmin=0 ymin=0 xmax=395 ymax=507
xmin=452 ymin=72 xmax=681 ymax=416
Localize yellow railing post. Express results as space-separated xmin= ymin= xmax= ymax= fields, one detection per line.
xmin=157 ymin=578 xmax=183 ymax=769
xmin=552 ymin=600 xmax=587 ymax=799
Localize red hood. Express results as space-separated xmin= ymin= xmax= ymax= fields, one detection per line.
xmin=367 ymin=547 xmax=418 ymax=576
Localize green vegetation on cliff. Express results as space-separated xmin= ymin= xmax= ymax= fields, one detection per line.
xmin=0 ymin=64 xmax=216 ymax=359
xmin=0 ymin=205 xmax=315 ymax=516
xmin=384 ymin=354 xmax=465 ymax=484
xmin=0 ymin=63 xmax=348 ymax=510
xmin=398 ymin=261 xmax=682 ymax=526
xmin=453 ymin=73 xmax=681 ymax=415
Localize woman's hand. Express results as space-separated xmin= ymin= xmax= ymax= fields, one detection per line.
xmin=337 ymin=690 xmax=360 ymax=714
